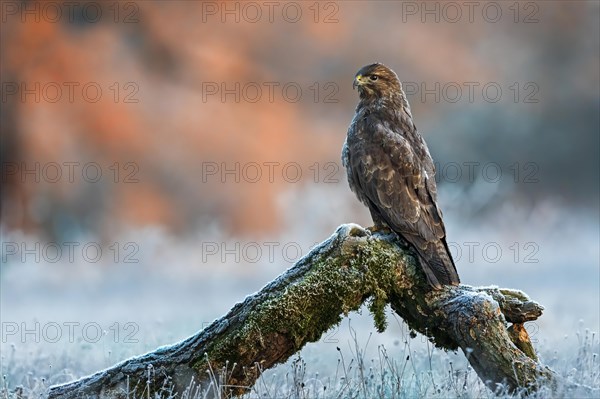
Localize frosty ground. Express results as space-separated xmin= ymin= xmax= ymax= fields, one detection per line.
xmin=2 ymin=186 xmax=599 ymax=398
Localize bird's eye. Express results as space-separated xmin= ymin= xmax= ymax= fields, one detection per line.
xmin=369 ymin=75 xmax=379 ymax=81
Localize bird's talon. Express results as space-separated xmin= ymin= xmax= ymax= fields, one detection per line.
xmin=347 ymin=225 xmax=371 ymax=237
xmin=367 ymin=225 xmax=392 ymax=235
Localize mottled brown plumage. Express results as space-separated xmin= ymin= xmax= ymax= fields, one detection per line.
xmin=342 ymin=63 xmax=460 ymax=288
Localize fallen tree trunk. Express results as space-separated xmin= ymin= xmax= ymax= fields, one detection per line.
xmin=48 ymin=224 xmax=556 ymax=398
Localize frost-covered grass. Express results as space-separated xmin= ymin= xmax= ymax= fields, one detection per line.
xmin=244 ymin=328 xmax=599 ymax=399
xmin=1 ymin=315 xmax=599 ymax=398
xmin=1 ymin=195 xmax=598 ymax=398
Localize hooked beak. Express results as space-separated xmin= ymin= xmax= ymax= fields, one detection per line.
xmin=353 ymin=74 xmax=363 ymax=90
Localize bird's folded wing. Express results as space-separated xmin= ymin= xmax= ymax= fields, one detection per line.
xmin=348 ymin=124 xmax=446 ymax=244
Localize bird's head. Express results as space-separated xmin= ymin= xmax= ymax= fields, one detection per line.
xmin=353 ymin=63 xmax=403 ymax=101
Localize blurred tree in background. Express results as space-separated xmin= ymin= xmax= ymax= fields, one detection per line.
xmin=1 ymin=1 xmax=598 ymax=241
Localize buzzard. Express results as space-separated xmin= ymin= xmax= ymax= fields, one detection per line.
xmin=342 ymin=63 xmax=460 ymax=288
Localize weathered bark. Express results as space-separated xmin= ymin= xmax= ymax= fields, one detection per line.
xmin=47 ymin=224 xmax=556 ymax=398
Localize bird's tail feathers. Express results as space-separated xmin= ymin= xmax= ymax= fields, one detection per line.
xmin=417 ymin=240 xmax=460 ymax=289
